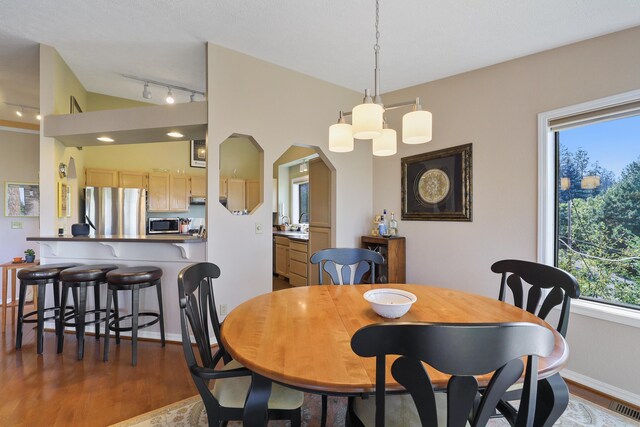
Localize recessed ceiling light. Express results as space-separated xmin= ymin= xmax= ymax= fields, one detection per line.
xmin=167 ymin=132 xmax=184 ymax=138
xmin=97 ymin=137 xmax=114 ymax=142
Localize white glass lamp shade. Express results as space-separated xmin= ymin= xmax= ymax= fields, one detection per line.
xmin=581 ymin=176 xmax=600 ymax=189
xmin=402 ymin=110 xmax=432 ymax=144
xmin=372 ymin=128 xmax=397 ymax=157
xmin=329 ymin=123 xmax=354 ymax=152
xmin=352 ymin=103 xmax=384 ymax=139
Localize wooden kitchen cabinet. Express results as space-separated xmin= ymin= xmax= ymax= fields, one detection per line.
xmin=147 ymin=172 xmax=189 ymax=212
xmin=361 ymin=236 xmax=406 ymax=284
xmin=309 ymin=159 xmax=331 ymax=227
xmin=170 ymin=174 xmax=190 ymax=211
xmin=227 ymin=178 xmax=245 ymax=212
xmin=274 ymin=236 xmax=289 ymax=278
xmin=245 ymin=179 xmax=260 ymax=212
xmin=288 ymin=239 xmax=308 ymax=286
xmin=119 ymin=171 xmax=147 ymax=189
xmin=85 ymin=168 xmax=118 ymax=187
xmin=190 ymin=175 xmax=206 ymax=197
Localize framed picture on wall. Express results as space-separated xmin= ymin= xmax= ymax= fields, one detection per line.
xmin=58 ymin=182 xmax=71 ymax=218
xmin=4 ymin=182 xmax=40 ymax=217
xmin=190 ymin=139 xmax=206 ymax=168
xmin=401 ymin=143 xmax=472 ymax=221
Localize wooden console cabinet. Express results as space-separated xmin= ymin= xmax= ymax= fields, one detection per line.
xmin=360 ymin=236 xmax=406 ymax=284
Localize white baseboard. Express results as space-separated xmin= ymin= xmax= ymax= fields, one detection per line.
xmin=562 ymin=369 xmax=640 ymax=407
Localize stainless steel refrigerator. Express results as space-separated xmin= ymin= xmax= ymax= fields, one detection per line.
xmin=85 ymin=187 xmax=146 ymax=236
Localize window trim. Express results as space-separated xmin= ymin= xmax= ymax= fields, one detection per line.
xmin=538 ymin=89 xmax=640 ymax=328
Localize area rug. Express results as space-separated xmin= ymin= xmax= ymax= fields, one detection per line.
xmin=111 ymin=393 xmax=639 ymax=426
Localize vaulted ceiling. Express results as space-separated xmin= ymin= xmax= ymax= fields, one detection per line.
xmin=1 ymin=0 xmax=640 ymax=125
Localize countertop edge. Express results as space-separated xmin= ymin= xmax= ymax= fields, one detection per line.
xmin=27 ymin=236 xmax=206 ymax=243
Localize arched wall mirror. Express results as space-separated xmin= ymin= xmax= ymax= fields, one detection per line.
xmin=272 ymin=145 xmax=335 ymax=291
xmin=219 ymin=134 xmax=263 ymax=215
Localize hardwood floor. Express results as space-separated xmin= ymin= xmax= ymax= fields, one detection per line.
xmin=0 ymin=313 xmax=196 ymax=427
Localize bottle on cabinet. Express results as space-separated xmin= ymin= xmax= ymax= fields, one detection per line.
xmin=389 ymin=212 xmax=398 ymax=236
xmin=378 ymin=209 xmax=389 ymax=236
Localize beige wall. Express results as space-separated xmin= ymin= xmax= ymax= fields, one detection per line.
xmin=0 ymin=129 xmax=40 ymax=261
xmin=82 ymin=140 xmax=205 ymax=176
xmin=207 ymin=44 xmax=372 ymax=312
xmin=376 ymin=26 xmax=640 ymax=396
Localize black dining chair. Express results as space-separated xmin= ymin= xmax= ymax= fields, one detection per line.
xmin=491 ymin=259 xmax=581 ymax=425
xmin=310 ymin=247 xmax=384 ymax=425
xmin=310 ymin=247 xmax=384 ymax=285
xmin=177 ymin=262 xmax=303 ymax=427
xmin=349 ymin=321 xmax=555 ymax=427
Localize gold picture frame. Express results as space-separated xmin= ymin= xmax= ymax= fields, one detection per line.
xmin=401 ymin=143 xmax=472 ymax=221
xmin=58 ymin=182 xmax=71 ymax=218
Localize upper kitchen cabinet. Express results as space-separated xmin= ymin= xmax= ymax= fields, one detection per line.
xmin=85 ymin=168 xmax=118 ymax=187
xmin=119 ymin=170 xmax=148 ymax=189
xmin=219 ymin=134 xmax=263 ymax=214
xmin=148 ymin=172 xmax=189 ymax=212
xmin=190 ymin=175 xmax=206 ymax=197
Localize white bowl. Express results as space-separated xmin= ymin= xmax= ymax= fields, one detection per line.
xmin=363 ymin=288 xmax=417 ymax=319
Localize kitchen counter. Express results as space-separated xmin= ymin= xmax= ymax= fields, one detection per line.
xmin=272 ymin=230 xmax=309 ymax=241
xmin=28 ymin=234 xmax=205 ymax=243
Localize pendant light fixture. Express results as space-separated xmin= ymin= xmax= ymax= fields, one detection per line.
xmin=328 ymin=0 xmax=432 ymax=156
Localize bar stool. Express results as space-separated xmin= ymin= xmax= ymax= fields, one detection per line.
xmin=103 ymin=266 xmax=165 ymax=366
xmin=16 ymin=263 xmax=78 ymax=354
xmin=57 ymin=264 xmax=119 ymax=360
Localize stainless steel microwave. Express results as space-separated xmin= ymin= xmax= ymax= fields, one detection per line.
xmin=148 ymin=217 xmax=180 ymax=234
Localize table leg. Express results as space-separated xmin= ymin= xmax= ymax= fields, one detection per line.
xmin=243 ymin=372 xmax=272 ymax=427
xmin=2 ymin=267 xmax=8 ymax=333
xmin=534 ymin=373 xmax=569 ymax=427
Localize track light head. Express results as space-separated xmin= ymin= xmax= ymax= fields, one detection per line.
xmin=166 ymin=88 xmax=175 ymax=104
xmin=36 ymin=113 xmax=41 ymax=121
xmin=142 ymin=82 xmax=152 ymax=99
xmin=190 ymin=92 xmax=196 ymax=102
xmin=16 ymin=108 xmax=23 ymax=117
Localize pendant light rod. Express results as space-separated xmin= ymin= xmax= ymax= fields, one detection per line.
xmin=337 ymin=97 xmax=422 ymax=119
xmin=373 ymin=0 xmax=381 ymax=103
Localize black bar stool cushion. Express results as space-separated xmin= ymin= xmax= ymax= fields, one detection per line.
xmin=60 ymin=264 xmax=119 ymax=282
xmin=18 ymin=263 xmax=79 ymax=281
xmin=106 ymin=266 xmax=163 ymax=285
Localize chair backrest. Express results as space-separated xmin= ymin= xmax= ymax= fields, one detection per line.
xmin=351 ymin=322 xmax=555 ymax=427
xmin=310 ymin=248 xmax=384 ymax=285
xmin=491 ymin=259 xmax=580 ymax=337
xmin=177 ymin=262 xmax=230 ymax=376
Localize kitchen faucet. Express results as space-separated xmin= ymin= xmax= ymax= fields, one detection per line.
xmin=299 ymin=212 xmax=309 ymax=223
xmin=280 ymin=215 xmax=290 ymax=226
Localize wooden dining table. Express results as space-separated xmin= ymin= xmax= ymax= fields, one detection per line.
xmin=221 ymin=284 xmax=570 ymax=426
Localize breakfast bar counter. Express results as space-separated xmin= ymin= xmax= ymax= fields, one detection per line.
xmin=27 ymin=235 xmax=207 ymax=342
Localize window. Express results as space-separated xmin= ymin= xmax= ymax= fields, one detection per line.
xmin=556 ymin=115 xmax=640 ymax=309
xmin=291 ymin=177 xmax=309 ymax=224
xmin=539 ymin=90 xmax=640 ymax=322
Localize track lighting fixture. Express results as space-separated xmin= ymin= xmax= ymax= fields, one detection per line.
xmin=142 ymin=82 xmax=152 ymax=99
xmin=5 ymin=102 xmax=40 ymax=121
xmin=121 ymin=74 xmax=205 ymax=104
xmin=166 ymin=88 xmax=175 ymax=104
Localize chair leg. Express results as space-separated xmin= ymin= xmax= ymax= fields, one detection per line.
xmin=71 ymin=287 xmax=80 ymax=341
xmin=35 ymin=283 xmax=47 ymax=354
xmin=77 ymin=285 xmax=87 ymax=360
xmin=321 ymin=394 xmax=328 ymax=427
xmin=131 ymin=285 xmax=140 ymax=366
xmin=53 ymin=281 xmax=61 ymax=337
xmin=155 ymin=281 xmax=165 ymax=346
xmin=103 ymin=288 xmax=112 ymax=362
xmin=113 ymin=290 xmax=120 ymax=345
xmin=58 ymin=284 xmax=70 ymax=353
xmin=94 ymin=284 xmax=101 ymax=339
xmin=15 ymin=282 xmax=28 ymax=350
xmin=291 ymin=407 xmax=302 ymax=427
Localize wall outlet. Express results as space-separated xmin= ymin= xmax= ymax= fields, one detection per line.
xmin=11 ymin=221 xmax=23 ymax=229
xmin=255 ymin=222 xmax=263 ymax=234
xmin=220 ymin=304 xmax=228 ymax=316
